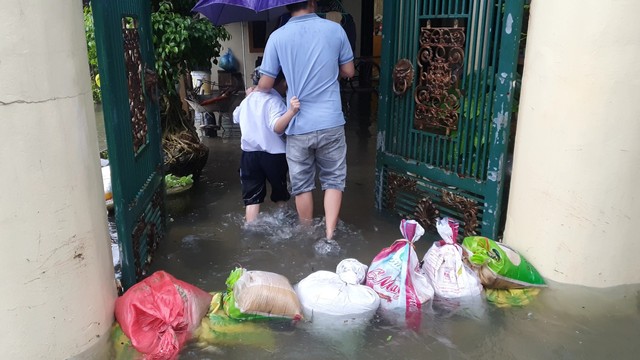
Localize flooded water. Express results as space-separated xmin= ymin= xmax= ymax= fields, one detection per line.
xmin=96 ymin=99 xmax=640 ymax=359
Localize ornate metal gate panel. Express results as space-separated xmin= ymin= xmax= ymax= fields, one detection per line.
xmin=92 ymin=0 xmax=164 ymax=289
xmin=376 ymin=0 xmax=524 ymax=238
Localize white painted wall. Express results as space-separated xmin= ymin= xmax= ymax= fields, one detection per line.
xmin=0 ymin=1 xmax=117 ymax=358
xmin=504 ymin=0 xmax=640 ymax=287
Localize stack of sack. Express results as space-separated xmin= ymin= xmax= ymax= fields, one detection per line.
xmin=362 ymin=217 xmax=547 ymax=324
xmin=110 ymin=219 xmax=548 ymax=359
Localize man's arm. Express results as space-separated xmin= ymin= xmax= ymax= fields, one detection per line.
xmin=257 ymin=35 xmax=279 ymax=92
xmin=339 ymin=60 xmax=355 ymax=79
xmin=256 ymin=74 xmax=276 ymax=93
xmin=273 ymin=96 xmax=300 ymax=134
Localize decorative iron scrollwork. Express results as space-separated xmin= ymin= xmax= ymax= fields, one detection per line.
xmin=384 ymin=172 xmax=417 ymax=210
xmin=392 ymin=59 xmax=414 ymax=96
xmin=413 ymin=197 xmax=439 ymax=230
xmin=414 ymin=20 xmax=465 ymax=135
xmin=441 ymin=189 xmax=479 ymax=236
xmin=122 ymin=18 xmax=148 ymax=153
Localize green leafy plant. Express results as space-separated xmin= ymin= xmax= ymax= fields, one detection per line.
xmin=165 ymin=173 xmax=194 ymax=188
xmin=83 ymin=1 xmax=230 ymax=177
xmin=151 ymin=1 xmax=230 ymax=101
xmin=83 ymin=6 xmax=101 ymax=103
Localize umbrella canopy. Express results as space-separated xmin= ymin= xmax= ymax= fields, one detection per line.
xmin=192 ymin=0 xmax=303 ymax=26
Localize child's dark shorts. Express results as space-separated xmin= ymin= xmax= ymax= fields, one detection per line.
xmin=240 ymin=151 xmax=291 ymax=206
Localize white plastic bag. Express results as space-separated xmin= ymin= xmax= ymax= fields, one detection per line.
xmin=366 ymin=220 xmax=434 ymax=318
xmin=295 ymin=270 xmax=380 ymax=325
xmin=336 ymin=258 xmax=368 ymax=285
xmin=421 ymin=218 xmax=483 ymax=299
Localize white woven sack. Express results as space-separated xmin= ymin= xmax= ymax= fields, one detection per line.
xmin=421 ymin=218 xmax=483 ymax=299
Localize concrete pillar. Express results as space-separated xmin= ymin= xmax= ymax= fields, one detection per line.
xmin=0 ymin=1 xmax=117 ymax=358
xmin=504 ymin=0 xmax=640 ymax=287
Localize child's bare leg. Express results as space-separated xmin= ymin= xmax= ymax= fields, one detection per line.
xmin=245 ymin=204 xmax=260 ymax=223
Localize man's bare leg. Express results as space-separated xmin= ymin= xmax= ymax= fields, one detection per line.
xmin=295 ymin=191 xmax=314 ymax=226
xmin=324 ymin=189 xmax=342 ymax=240
xmin=245 ymin=204 xmax=260 ymax=223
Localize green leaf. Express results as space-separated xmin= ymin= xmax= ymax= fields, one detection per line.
xmin=165 ymin=173 xmax=193 ymax=188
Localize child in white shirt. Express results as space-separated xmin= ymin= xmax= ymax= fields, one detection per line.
xmin=233 ymin=73 xmax=300 ymax=223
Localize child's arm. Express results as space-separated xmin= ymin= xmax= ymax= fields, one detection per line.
xmin=273 ymin=96 xmax=300 ymax=134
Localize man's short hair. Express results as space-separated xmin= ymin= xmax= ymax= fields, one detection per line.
xmin=286 ymin=1 xmax=309 ymax=12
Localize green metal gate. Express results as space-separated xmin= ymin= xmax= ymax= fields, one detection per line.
xmin=92 ymin=0 xmax=165 ymax=289
xmin=376 ymin=0 xmax=524 ymax=239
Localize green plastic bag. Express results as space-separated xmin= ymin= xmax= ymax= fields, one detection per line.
xmin=462 ymin=236 xmax=546 ymax=289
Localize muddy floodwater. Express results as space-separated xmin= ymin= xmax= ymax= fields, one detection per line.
xmin=98 ymin=105 xmax=640 ymax=359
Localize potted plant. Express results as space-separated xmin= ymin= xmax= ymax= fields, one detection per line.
xmin=151 ymin=0 xmax=230 ymax=178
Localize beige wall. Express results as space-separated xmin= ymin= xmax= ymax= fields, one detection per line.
xmin=213 ymin=22 xmax=263 ymax=88
xmin=0 ymin=1 xmax=117 ymax=358
xmin=504 ymin=0 xmax=640 ymax=287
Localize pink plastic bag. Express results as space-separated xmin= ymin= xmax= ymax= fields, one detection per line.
xmin=366 ymin=220 xmax=434 ymax=326
xmin=115 ymin=271 xmax=213 ymax=360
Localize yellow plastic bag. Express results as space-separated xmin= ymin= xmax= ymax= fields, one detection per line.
xmin=194 ymin=293 xmax=276 ymax=350
xmin=111 ymin=323 xmax=142 ymax=360
xmin=485 ymin=288 xmax=541 ymax=308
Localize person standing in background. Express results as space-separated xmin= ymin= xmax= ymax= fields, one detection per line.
xmin=256 ymin=0 xmax=355 ymax=241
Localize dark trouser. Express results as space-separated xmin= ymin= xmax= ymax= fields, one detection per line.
xmin=240 ymin=151 xmax=290 ymax=206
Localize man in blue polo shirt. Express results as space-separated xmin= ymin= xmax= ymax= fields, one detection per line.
xmin=257 ymin=0 xmax=355 ymax=241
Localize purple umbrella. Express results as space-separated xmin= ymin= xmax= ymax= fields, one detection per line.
xmin=192 ymin=0 xmax=303 ymax=25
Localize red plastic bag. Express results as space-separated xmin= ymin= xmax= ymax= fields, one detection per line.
xmin=114 ymin=271 xmax=212 ymax=360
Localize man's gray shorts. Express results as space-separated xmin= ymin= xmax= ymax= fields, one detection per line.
xmin=285 ymin=126 xmax=347 ymax=196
